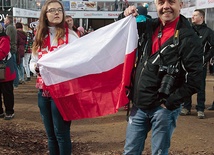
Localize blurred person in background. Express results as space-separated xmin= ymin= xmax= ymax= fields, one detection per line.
xmin=4 ymin=15 xmax=18 ymax=88
xmin=77 ymin=26 xmax=86 ymax=37
xmin=65 ymin=15 xmax=81 ymax=37
xmin=87 ymin=25 xmax=94 ymax=33
xmin=0 ymin=23 xmax=16 ymax=120
xmin=15 ymin=22 xmax=27 ymax=84
xmin=207 ymin=56 xmax=214 ymax=110
xmin=23 ymin=24 xmax=34 ymax=81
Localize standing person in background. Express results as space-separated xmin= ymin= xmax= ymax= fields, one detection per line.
xmin=4 ymin=15 xmax=18 ymax=88
xmin=23 ymin=24 xmax=34 ymax=81
xmin=65 ymin=15 xmax=74 ymax=30
xmin=15 ymin=22 xmax=27 ymax=84
xmin=207 ymin=56 xmax=214 ymax=110
xmin=0 ymin=23 xmax=16 ymax=120
xmin=30 ymin=0 xmax=78 ymax=154
xmin=120 ymin=0 xmax=203 ymax=154
xmin=180 ymin=9 xmax=214 ymax=119
xmin=135 ymin=3 xmax=151 ymax=23
xmin=87 ymin=26 xmax=94 ymax=33
xmin=65 ymin=15 xmax=81 ymax=37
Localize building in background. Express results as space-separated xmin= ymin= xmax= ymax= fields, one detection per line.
xmin=0 ymin=0 xmax=214 ymax=31
xmin=0 ymin=0 xmax=156 ymax=30
xmin=0 ymin=0 xmax=40 ymax=24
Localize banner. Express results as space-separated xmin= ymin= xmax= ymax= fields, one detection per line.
xmin=38 ymin=16 xmax=138 ymax=120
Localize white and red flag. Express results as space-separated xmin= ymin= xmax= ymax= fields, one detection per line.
xmin=38 ymin=16 xmax=138 ymax=121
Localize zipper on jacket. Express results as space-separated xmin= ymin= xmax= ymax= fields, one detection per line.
xmin=140 ymin=41 xmax=148 ymax=62
xmin=135 ymin=60 xmax=146 ymax=104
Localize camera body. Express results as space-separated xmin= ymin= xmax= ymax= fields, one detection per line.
xmin=158 ymin=65 xmax=179 ymax=99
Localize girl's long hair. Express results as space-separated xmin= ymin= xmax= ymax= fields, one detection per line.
xmin=32 ymin=0 xmax=66 ymax=55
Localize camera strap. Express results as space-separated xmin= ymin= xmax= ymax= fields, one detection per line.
xmin=158 ymin=23 xmax=181 ymax=66
xmin=173 ymin=30 xmax=179 ymax=46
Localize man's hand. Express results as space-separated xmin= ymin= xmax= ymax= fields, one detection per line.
xmin=124 ymin=6 xmax=138 ymax=17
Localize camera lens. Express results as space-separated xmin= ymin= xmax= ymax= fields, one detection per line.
xmin=158 ymin=74 xmax=175 ymax=96
xmin=158 ymin=65 xmax=167 ymax=78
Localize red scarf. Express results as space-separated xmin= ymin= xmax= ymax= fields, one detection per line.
xmin=36 ymin=27 xmax=69 ymax=97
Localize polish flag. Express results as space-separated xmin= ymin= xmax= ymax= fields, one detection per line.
xmin=38 ymin=16 xmax=138 ymax=120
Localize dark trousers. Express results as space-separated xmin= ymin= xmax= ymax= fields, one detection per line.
xmin=183 ymin=67 xmax=207 ymax=111
xmin=209 ymin=64 xmax=214 ymax=74
xmin=0 ymin=80 xmax=14 ymax=114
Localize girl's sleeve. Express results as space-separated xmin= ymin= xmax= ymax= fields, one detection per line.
xmin=29 ymin=53 xmax=38 ymax=74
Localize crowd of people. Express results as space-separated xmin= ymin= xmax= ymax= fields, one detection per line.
xmin=0 ymin=0 xmax=214 ymax=154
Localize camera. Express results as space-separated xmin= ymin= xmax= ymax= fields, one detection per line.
xmin=158 ymin=65 xmax=179 ymax=98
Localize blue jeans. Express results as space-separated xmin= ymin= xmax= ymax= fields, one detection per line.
xmin=38 ymin=90 xmax=72 ymax=155
xmin=12 ymin=54 xmax=19 ymax=87
xmin=18 ymin=58 xmax=24 ymax=81
xmin=124 ymin=105 xmax=181 ymax=155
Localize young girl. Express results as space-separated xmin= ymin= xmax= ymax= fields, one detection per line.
xmin=30 ymin=0 xmax=78 ymax=154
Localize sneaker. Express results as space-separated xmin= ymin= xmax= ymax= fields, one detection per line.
xmin=197 ymin=111 xmax=205 ymax=119
xmin=19 ymin=80 xmax=25 ymax=84
xmin=180 ymin=108 xmax=191 ymax=116
xmin=26 ymin=77 xmax=31 ymax=81
xmin=0 ymin=113 xmax=4 ymax=118
xmin=207 ymin=106 xmax=214 ymax=110
xmin=4 ymin=113 xmax=15 ymax=120
xmin=13 ymin=86 xmax=18 ymax=89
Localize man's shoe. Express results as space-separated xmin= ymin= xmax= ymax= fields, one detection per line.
xmin=207 ymin=106 xmax=214 ymax=110
xmin=180 ymin=108 xmax=191 ymax=115
xmin=0 ymin=113 xmax=4 ymax=118
xmin=4 ymin=113 xmax=15 ymax=120
xmin=197 ymin=111 xmax=205 ymax=119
